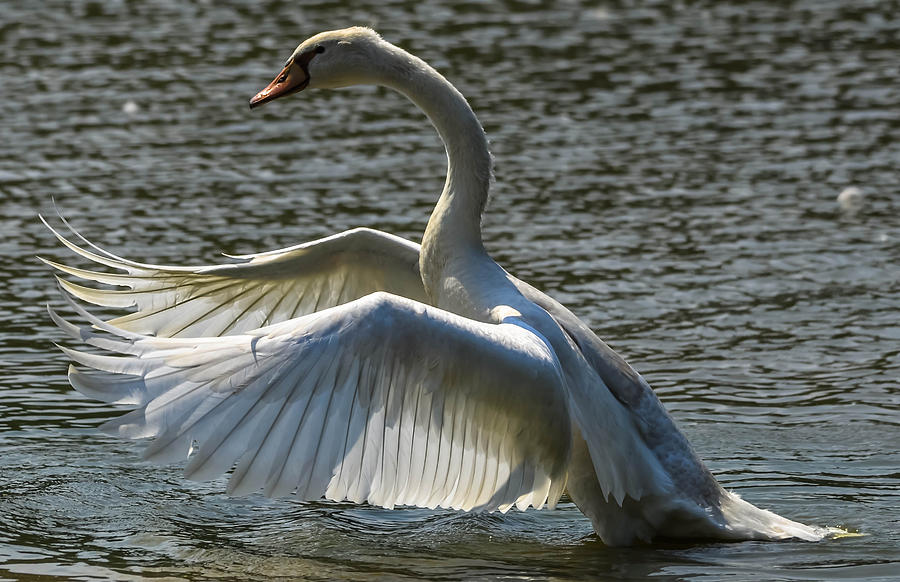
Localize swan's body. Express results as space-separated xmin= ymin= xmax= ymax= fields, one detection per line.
xmin=45 ymin=27 xmax=831 ymax=545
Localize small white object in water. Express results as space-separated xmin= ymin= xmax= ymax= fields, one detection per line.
xmin=837 ymin=186 xmax=863 ymax=212
xmin=122 ymin=100 xmax=140 ymax=115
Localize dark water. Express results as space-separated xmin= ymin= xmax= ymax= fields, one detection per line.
xmin=1 ymin=0 xmax=898 ymax=580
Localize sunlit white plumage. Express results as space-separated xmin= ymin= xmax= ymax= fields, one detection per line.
xmin=45 ymin=27 xmax=833 ymax=545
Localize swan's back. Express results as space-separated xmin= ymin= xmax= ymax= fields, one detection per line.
xmin=514 ymin=277 xmax=829 ymax=544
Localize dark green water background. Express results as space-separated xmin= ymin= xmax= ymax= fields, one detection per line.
xmin=1 ymin=1 xmax=898 ymax=580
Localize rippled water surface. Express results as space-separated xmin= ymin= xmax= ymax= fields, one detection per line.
xmin=2 ymin=1 xmax=898 ymax=580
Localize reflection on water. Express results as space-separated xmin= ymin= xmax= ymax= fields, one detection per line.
xmin=1 ymin=0 xmax=898 ymax=580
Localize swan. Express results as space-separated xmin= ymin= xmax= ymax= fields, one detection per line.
xmin=44 ymin=27 xmax=833 ymax=546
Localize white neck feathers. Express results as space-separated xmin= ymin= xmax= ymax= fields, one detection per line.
xmin=373 ymin=42 xmax=493 ymax=284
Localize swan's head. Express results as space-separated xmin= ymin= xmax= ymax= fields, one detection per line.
xmin=249 ymin=27 xmax=390 ymax=109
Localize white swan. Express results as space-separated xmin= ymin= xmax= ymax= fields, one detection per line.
xmin=44 ymin=27 xmax=832 ymax=546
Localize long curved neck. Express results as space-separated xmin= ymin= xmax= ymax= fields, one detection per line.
xmin=375 ymin=44 xmax=493 ymax=290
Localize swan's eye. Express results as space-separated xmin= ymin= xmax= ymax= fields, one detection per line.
xmin=314 ymin=45 xmax=325 ymax=54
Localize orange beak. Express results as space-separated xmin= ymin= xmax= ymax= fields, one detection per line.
xmin=249 ymin=61 xmax=310 ymax=109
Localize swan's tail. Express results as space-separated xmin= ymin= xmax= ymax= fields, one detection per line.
xmin=719 ymin=491 xmax=851 ymax=541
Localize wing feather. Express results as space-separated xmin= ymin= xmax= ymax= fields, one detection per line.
xmin=51 ymin=292 xmax=572 ymax=513
xmin=41 ymin=217 xmax=428 ymax=338
xmin=305 ymin=357 xmax=360 ymax=499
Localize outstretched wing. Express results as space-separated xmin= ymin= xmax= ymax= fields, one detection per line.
xmin=51 ymin=292 xmax=570 ymax=513
xmin=41 ymin=216 xmax=429 ymax=338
